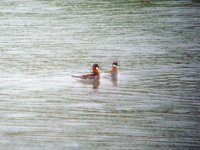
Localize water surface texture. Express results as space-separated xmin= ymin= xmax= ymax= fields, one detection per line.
xmin=0 ymin=0 xmax=200 ymax=149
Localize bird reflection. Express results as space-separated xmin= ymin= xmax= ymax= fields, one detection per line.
xmin=75 ymin=78 xmax=100 ymax=90
xmin=92 ymin=80 xmax=100 ymax=89
xmin=111 ymin=76 xmax=118 ymax=87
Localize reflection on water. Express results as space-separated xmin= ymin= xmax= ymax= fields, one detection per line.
xmin=74 ymin=78 xmax=101 ymax=90
xmin=110 ymin=75 xmax=118 ymax=87
xmin=111 ymin=78 xmax=118 ymax=87
xmin=92 ymin=80 xmax=100 ymax=90
xmin=0 ymin=0 xmax=200 ymax=149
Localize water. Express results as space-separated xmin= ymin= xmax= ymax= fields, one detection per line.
xmin=0 ymin=0 xmax=200 ymax=149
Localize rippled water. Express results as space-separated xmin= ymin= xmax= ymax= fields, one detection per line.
xmin=0 ymin=0 xmax=200 ymax=149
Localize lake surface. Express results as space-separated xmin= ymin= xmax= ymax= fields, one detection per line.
xmin=0 ymin=0 xmax=200 ymax=149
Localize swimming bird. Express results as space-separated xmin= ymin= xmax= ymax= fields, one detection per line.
xmin=104 ymin=62 xmax=119 ymax=78
xmin=72 ymin=64 xmax=101 ymax=81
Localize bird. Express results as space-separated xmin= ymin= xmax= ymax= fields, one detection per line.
xmin=72 ymin=64 xmax=101 ymax=81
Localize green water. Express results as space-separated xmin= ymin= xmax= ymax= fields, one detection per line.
xmin=0 ymin=0 xmax=200 ymax=149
